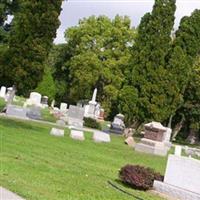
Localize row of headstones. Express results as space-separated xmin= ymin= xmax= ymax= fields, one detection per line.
xmin=0 ymin=86 xmax=13 ymax=101
xmin=50 ymin=127 xmax=111 ymax=143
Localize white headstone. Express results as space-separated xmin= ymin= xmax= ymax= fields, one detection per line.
xmin=175 ymin=145 xmax=182 ymax=156
xmin=50 ymin=128 xmax=64 ymax=137
xmin=29 ymin=92 xmax=42 ymax=105
xmin=0 ymin=86 xmax=6 ymax=98
xmin=70 ymin=130 xmax=85 ymax=141
xmin=154 ymin=155 xmax=200 ymax=200
xmin=91 ymin=88 xmax=97 ymax=103
xmin=60 ymin=103 xmax=67 ymax=111
xmin=93 ymin=131 xmax=111 ymax=143
xmin=164 ymin=128 xmax=172 ymax=142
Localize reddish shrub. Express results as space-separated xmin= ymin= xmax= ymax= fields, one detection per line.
xmin=119 ymin=164 xmax=164 ymax=190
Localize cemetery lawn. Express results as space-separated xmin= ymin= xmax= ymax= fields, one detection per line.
xmin=1 ymin=117 xmax=167 ymax=200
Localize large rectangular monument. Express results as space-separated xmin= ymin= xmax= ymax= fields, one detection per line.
xmin=154 ymin=148 xmax=200 ymax=200
xmin=135 ymin=121 xmax=171 ymax=156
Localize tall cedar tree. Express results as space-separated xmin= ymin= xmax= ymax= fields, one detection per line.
xmin=3 ymin=0 xmax=62 ymax=95
xmin=130 ymin=0 xmax=176 ymax=123
xmin=171 ymin=10 xmax=200 ymax=142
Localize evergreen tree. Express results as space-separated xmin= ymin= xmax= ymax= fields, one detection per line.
xmin=3 ymin=0 xmax=62 ymax=95
xmin=35 ymin=66 xmax=56 ymax=102
xmin=130 ymin=0 xmax=176 ymax=123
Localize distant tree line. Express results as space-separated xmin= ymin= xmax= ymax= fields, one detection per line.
xmin=0 ymin=0 xmax=200 ymax=143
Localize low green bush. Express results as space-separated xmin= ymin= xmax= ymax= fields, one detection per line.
xmin=119 ymin=164 xmax=164 ymax=190
xmin=84 ymin=117 xmax=101 ymax=130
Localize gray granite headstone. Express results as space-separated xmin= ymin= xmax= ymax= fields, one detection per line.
xmin=68 ymin=105 xmax=85 ymax=128
xmin=93 ymin=131 xmax=111 ymax=143
xmin=26 ymin=106 xmax=42 ymax=120
xmin=6 ymin=105 xmax=27 ymax=119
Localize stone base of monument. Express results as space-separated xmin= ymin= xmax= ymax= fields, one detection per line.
xmin=135 ymin=138 xmax=168 ymax=156
xmin=6 ymin=105 xmax=28 ymax=119
xmin=164 ymin=141 xmax=172 ymax=150
xmin=70 ymin=129 xmax=85 ymax=141
xmin=93 ymin=131 xmax=111 ymax=143
xmin=50 ymin=128 xmax=64 ymax=137
xmin=154 ymin=181 xmax=200 ymax=200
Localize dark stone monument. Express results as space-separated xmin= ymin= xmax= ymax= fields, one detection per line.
xmin=110 ymin=113 xmax=125 ymax=134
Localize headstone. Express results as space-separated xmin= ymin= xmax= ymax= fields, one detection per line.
xmin=56 ymin=119 xmax=66 ymax=127
xmin=163 ymin=127 xmax=172 ymax=149
xmin=41 ymin=96 xmax=48 ymax=106
xmin=5 ymin=86 xmax=16 ymax=104
xmin=99 ymin=108 xmax=105 ymax=120
xmin=26 ymin=92 xmax=41 ymax=106
xmin=84 ymin=88 xmax=97 ymax=118
xmin=123 ymin=128 xmax=134 ymax=138
xmin=174 ymin=145 xmax=182 ymax=156
xmin=6 ymin=105 xmax=27 ymax=119
xmin=0 ymin=86 xmax=6 ymax=98
xmin=26 ymin=106 xmax=41 ymax=120
xmin=110 ymin=113 xmax=125 ymax=134
xmin=135 ymin=121 xmax=170 ymax=156
xmin=154 ymin=155 xmax=200 ymax=200
xmin=93 ymin=131 xmax=111 ymax=143
xmin=50 ymin=128 xmax=64 ymax=137
xmin=70 ymin=129 xmax=85 ymax=141
xmin=125 ymin=136 xmax=135 ymax=147
xmin=51 ymin=100 xmax=55 ymax=108
xmin=60 ymin=103 xmax=67 ymax=111
xmin=68 ymin=105 xmax=84 ymax=128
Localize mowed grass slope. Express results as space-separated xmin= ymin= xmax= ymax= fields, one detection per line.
xmin=0 ymin=117 xmax=167 ymax=200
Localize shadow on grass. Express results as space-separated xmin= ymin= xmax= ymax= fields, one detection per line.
xmin=107 ymin=179 xmax=145 ymax=200
xmin=0 ymin=117 xmax=47 ymax=132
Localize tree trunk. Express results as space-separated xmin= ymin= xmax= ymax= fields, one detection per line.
xmin=167 ymin=115 xmax=173 ymax=128
xmin=186 ymin=129 xmax=199 ymax=144
xmin=172 ymin=117 xmax=184 ymax=141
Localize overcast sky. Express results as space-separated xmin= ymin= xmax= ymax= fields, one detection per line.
xmin=54 ymin=0 xmax=200 ymax=44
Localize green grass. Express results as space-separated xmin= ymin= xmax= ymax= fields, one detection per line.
xmin=41 ymin=108 xmax=57 ymax=123
xmin=0 ymin=117 xmax=168 ymax=200
xmin=0 ymin=97 xmax=6 ymax=111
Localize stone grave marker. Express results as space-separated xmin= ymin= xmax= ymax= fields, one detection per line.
xmin=60 ymin=103 xmax=67 ymax=111
xmin=50 ymin=128 xmax=64 ymax=137
xmin=93 ymin=131 xmax=111 ymax=143
xmin=135 ymin=121 xmax=171 ymax=156
xmin=0 ymin=86 xmax=6 ymax=98
xmin=154 ymin=148 xmax=200 ymax=200
xmin=70 ymin=129 xmax=85 ymax=141
xmin=125 ymin=137 xmax=135 ymax=148
xmin=110 ymin=113 xmax=125 ymax=134
xmin=26 ymin=92 xmax=41 ymax=106
xmin=26 ymin=106 xmax=42 ymax=120
xmin=6 ymin=104 xmax=27 ymax=119
xmin=68 ymin=105 xmax=84 ymax=128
